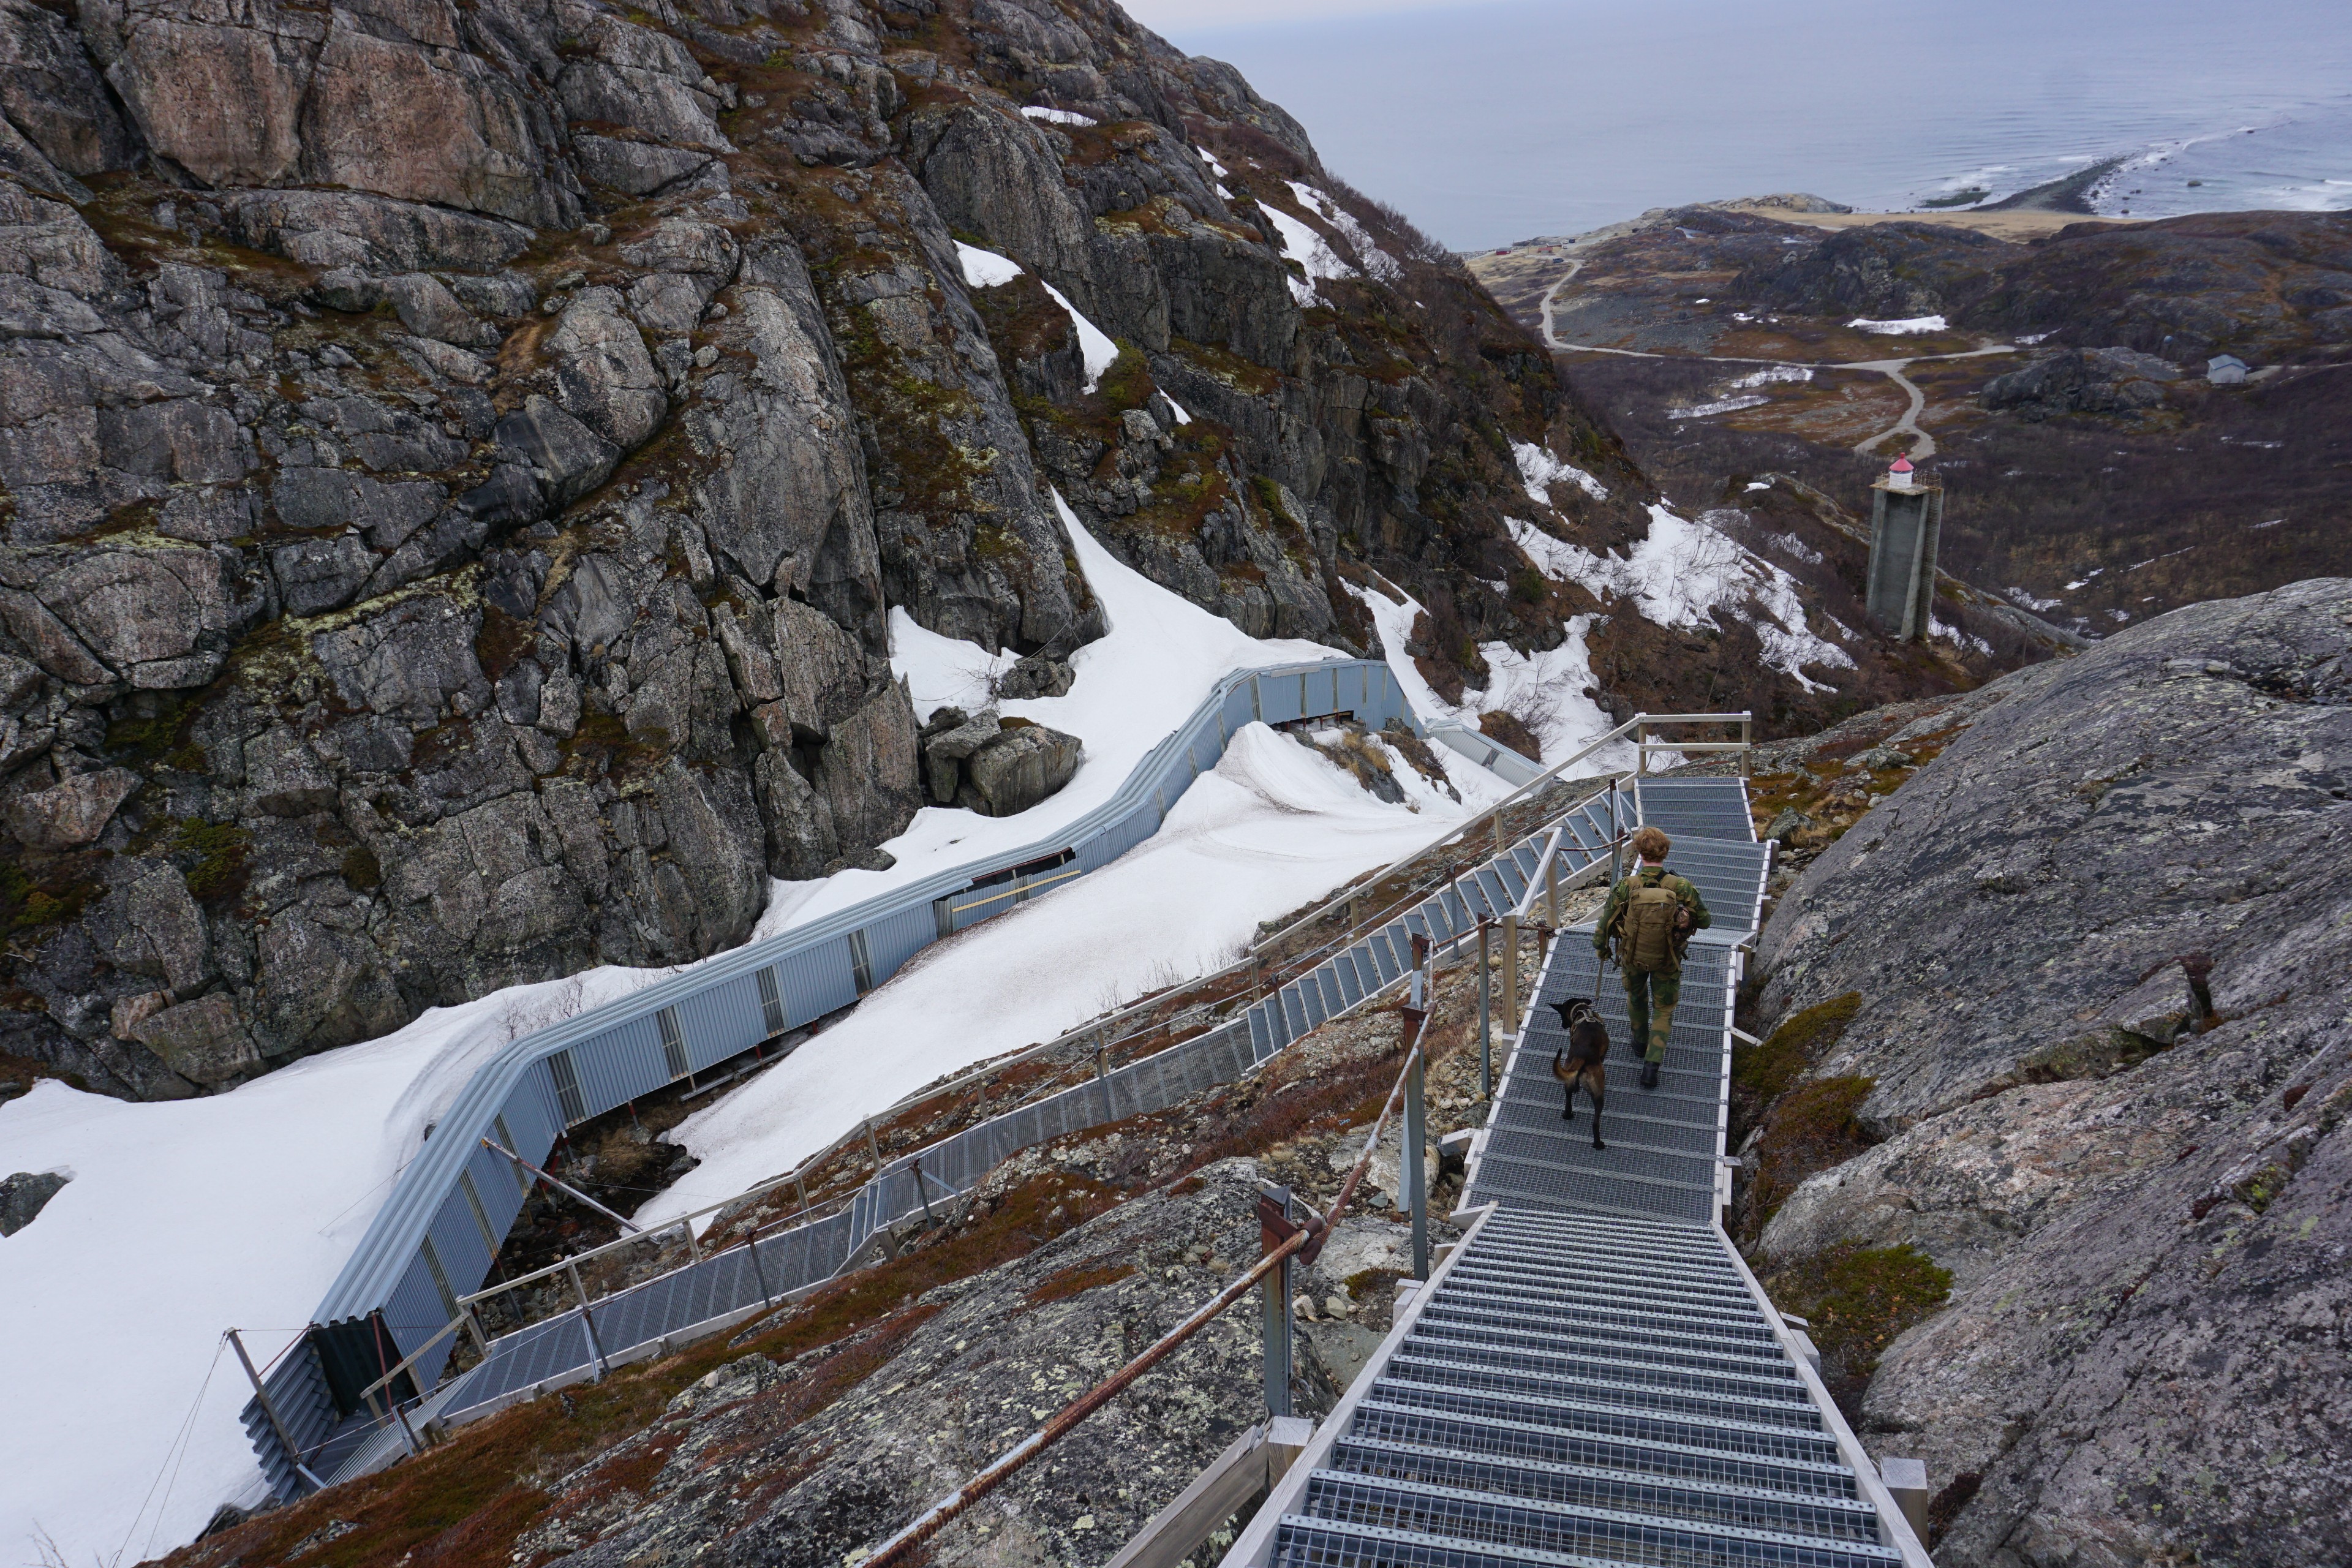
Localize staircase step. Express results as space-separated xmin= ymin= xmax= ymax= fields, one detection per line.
xmin=1325 ymin=1433 xmax=1887 ymax=1545
xmin=1295 ymin=1469 xmax=1901 ymax=1568
xmin=1368 ymin=1375 xmax=1846 ymax=1468
xmin=1348 ymin=1395 xmax=1856 ymax=1500
xmin=1386 ymin=1351 xmax=1825 ymax=1434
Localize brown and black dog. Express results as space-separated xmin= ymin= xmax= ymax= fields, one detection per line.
xmin=1548 ymin=998 xmax=1609 ymax=1150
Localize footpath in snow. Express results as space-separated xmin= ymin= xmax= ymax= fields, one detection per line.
xmin=0 ymin=503 xmax=1506 ymax=1568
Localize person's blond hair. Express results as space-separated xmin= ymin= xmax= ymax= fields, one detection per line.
xmin=1630 ymin=826 xmax=1671 ymax=862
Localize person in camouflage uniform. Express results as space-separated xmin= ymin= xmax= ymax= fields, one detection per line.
xmin=1594 ymin=825 xmax=1711 ymax=1089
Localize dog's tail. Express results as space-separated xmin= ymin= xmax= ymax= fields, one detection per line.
xmin=1551 ymin=1049 xmax=1569 ymax=1082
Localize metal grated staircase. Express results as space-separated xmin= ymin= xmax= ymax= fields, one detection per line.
xmin=1223 ymin=777 xmax=1934 ymax=1568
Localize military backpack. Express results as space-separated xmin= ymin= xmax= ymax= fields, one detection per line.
xmin=1622 ymin=876 xmax=1681 ymax=972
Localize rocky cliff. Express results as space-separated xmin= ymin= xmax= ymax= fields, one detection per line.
xmin=0 ymin=0 xmax=1653 ymax=1100
xmin=1747 ymin=578 xmax=2352 ymax=1565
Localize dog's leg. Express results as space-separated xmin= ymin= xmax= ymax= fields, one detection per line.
xmin=1589 ymin=1069 xmax=1607 ymax=1150
xmin=1562 ymin=1076 xmax=1577 ymax=1124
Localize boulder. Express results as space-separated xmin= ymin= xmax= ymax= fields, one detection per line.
xmin=574 ymin=133 xmax=713 ymax=197
xmin=494 ymin=394 xmax=618 ymax=511
xmin=127 ymin=993 xmax=257 ymax=1087
xmin=224 ymin=189 xmax=533 ymax=274
xmin=960 ymin=718 xmax=1082 ymax=816
xmin=919 ymin=704 xmax=1000 ymax=804
xmin=0 ymin=1170 xmax=69 ymax=1236
xmin=269 ymin=533 xmax=377 ymax=616
xmin=545 ymin=288 xmax=666 ymax=450
xmin=2 ymin=766 xmax=140 ymax=848
xmin=382 ymin=272 xmax=497 ymax=348
xmin=996 ymin=652 xmax=1074 ymax=699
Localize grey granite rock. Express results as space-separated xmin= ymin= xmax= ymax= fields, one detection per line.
xmin=962 ymin=719 xmax=1082 ymax=816
xmin=0 ymin=1169 xmax=67 ymax=1235
xmin=2 ymin=764 xmax=138 ymax=848
xmin=1752 ymin=578 xmax=2352 ymax=1565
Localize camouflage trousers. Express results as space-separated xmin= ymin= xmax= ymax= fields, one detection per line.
xmin=1620 ymin=967 xmax=1681 ymax=1065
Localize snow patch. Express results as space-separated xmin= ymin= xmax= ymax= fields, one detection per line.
xmin=1931 ymin=616 xmax=1995 ymax=655
xmin=1260 ymin=202 xmax=1352 ymax=306
xmin=1286 ymin=181 xmax=1403 ymax=283
xmin=1507 ymin=510 xmax=1853 ymax=692
xmin=2007 ymin=586 xmax=2062 ymax=612
xmin=1349 ymin=579 xmax=1624 ymax=775
xmin=1847 ymin=314 xmax=1950 ymax=335
xmin=1512 ymin=441 xmax=1608 ymax=504
xmin=953 ymin=240 xmax=1024 ymax=290
xmin=1668 ymin=393 xmax=1770 ymax=420
xmin=1161 ymin=391 xmax=1191 ymax=424
xmin=1725 ymin=364 xmax=1814 ymax=389
xmin=0 ymin=963 xmax=693 ymax=1568
xmin=954 ymin=243 xmax=1119 ymax=390
xmin=1020 ymin=105 xmax=1096 ymax=126
xmin=889 ymin=605 xmax=1016 ymax=722
xmin=1 ymin=489 xmax=1371 ymax=1566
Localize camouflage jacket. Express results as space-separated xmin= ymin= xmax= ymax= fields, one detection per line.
xmin=1594 ymin=864 xmax=1711 ymax=971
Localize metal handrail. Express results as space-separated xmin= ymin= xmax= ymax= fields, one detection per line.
xmin=1249 ymin=711 xmax=1749 ymax=957
xmin=441 ymin=780 xmax=1625 ymax=1339
xmin=323 ymin=731 xmax=1754 ymax=1468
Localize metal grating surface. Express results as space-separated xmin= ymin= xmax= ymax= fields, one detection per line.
xmin=1254 ymin=777 xmax=1922 ymax=1568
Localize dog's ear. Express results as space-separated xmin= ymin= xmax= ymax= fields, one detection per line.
xmin=1548 ymin=999 xmax=1577 ymax=1026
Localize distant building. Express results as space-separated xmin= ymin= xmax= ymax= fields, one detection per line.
xmin=1868 ymin=456 xmax=1943 ymax=641
xmin=2207 ymin=354 xmax=2250 ymax=385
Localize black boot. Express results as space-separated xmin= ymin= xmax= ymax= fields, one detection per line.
xmin=1640 ymin=1059 xmax=1660 ymax=1090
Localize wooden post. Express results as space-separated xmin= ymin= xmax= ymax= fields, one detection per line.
xmin=794 ymin=1170 xmax=809 ymax=1213
xmin=1501 ymin=912 xmax=1518 ymax=1033
xmin=864 ymin=1117 xmax=881 ymax=1167
xmin=1741 ymin=713 xmax=1754 ymax=779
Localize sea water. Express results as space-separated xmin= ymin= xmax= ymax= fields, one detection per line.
xmin=1164 ymin=0 xmax=2352 ymax=248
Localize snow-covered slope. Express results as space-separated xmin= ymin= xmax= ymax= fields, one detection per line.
xmin=0 ymin=965 xmax=688 ymax=1568
xmin=0 ymin=503 xmax=1504 ymax=1568
xmin=640 ymin=506 xmax=1504 ymax=1226
xmin=1351 ymin=576 xmax=1631 ymax=772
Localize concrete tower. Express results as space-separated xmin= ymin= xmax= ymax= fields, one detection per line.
xmin=1867 ymin=456 xmax=1943 ymax=641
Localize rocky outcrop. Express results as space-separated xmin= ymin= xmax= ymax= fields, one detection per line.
xmin=1980 ymin=345 xmax=2181 ymax=421
xmin=1749 ymin=578 xmax=2352 ymax=1565
xmin=0 ymin=0 xmax=1616 ymax=1099
xmin=918 ymin=705 xmax=1081 ymax=816
xmin=1732 ymin=217 xmax=2011 ymax=321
